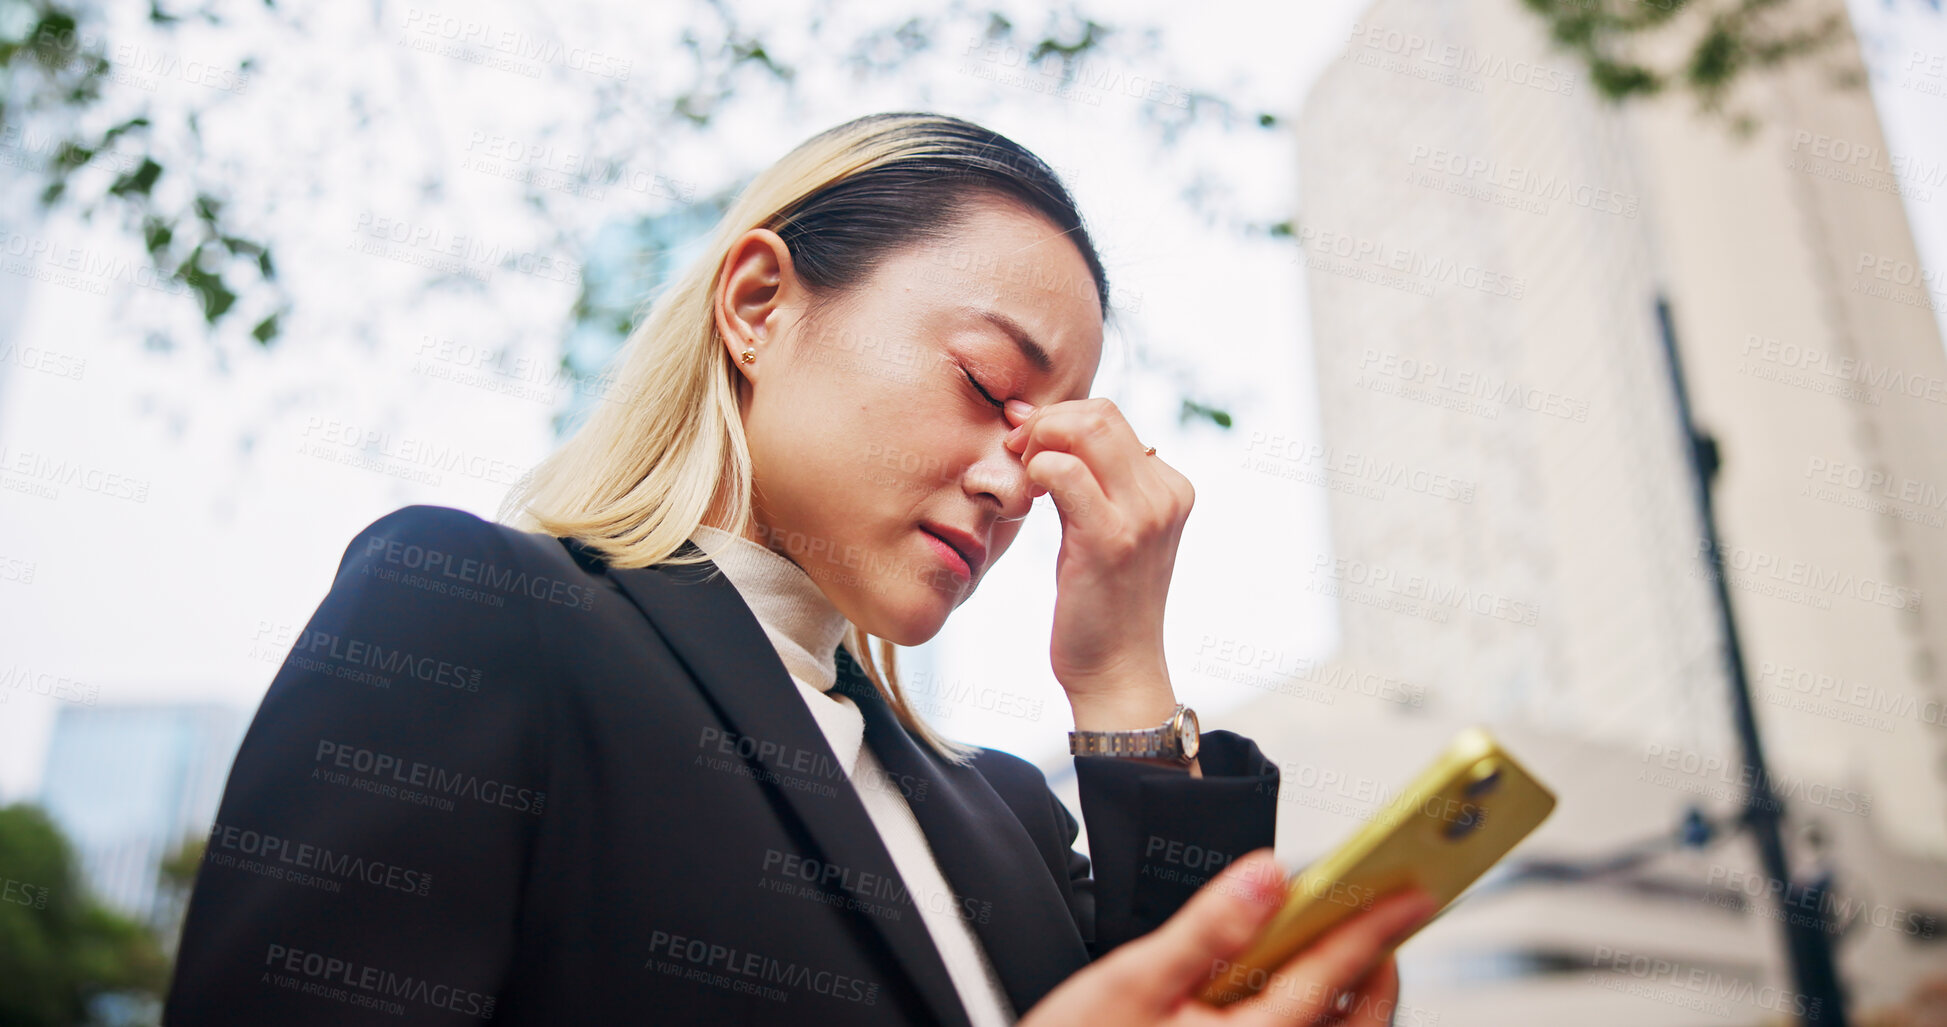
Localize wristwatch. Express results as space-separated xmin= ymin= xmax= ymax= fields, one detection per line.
xmin=1069 ymin=704 xmax=1200 ymax=765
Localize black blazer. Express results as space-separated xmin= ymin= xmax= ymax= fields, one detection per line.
xmin=164 ymin=504 xmax=1281 ymax=1025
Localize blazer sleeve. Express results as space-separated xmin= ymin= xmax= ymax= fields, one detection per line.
xmin=1069 ymin=730 xmax=1281 ymax=956
xmin=164 ymin=505 xmax=548 ymax=1026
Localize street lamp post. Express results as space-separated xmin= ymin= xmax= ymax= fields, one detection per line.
xmin=1653 ymin=294 xmax=1851 ymax=1026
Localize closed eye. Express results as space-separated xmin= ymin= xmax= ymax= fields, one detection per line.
xmin=962 ymin=367 xmax=1006 ymax=411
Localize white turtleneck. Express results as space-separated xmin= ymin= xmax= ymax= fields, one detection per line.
xmin=687 ymin=525 xmax=1017 ymax=1027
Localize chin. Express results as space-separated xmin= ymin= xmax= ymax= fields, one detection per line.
xmin=855 ymin=586 xmax=957 ymax=647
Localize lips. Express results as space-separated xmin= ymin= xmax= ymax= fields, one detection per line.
xmin=919 ymin=523 xmax=987 ymax=579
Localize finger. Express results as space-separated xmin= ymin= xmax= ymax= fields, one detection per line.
xmin=1009 ymin=399 xmax=1151 ymax=505
xmin=1339 ymin=958 xmax=1401 ymax=1027
xmin=1109 ymin=850 xmax=1287 ymax=1010
xmin=1023 ymin=449 xmax=1113 ymax=535
xmin=1015 ymin=402 xmax=1185 ymax=546
xmin=1004 ymin=400 xmax=1050 ymax=501
xmin=1224 ymin=960 xmax=1400 ymax=1027
xmin=1056 ymin=398 xmax=1186 ymax=529
xmin=1226 ymin=889 xmax=1436 ymax=1026
xmin=1004 ymin=398 xmax=1036 ymax=429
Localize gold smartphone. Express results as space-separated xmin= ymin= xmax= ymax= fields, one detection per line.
xmin=1196 ymin=726 xmax=1557 ymax=1007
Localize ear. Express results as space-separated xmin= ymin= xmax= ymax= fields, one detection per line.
xmin=715 ymin=228 xmax=795 ymax=382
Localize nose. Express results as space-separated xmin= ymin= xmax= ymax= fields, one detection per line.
xmin=970 ymin=428 xmax=1037 ymax=522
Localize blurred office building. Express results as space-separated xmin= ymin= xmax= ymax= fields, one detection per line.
xmin=37 ymin=703 xmax=246 ymax=932
xmin=1237 ymin=0 xmax=1947 ymax=1021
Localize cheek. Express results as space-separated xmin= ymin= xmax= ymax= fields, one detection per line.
xmin=848 ymin=405 xmax=976 ymax=491
xmin=761 ymin=352 xmax=984 ymax=500
xmin=987 ymin=522 xmax=1024 ymax=564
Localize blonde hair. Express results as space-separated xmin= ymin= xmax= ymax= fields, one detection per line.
xmin=498 ymin=112 xmax=1109 ymax=763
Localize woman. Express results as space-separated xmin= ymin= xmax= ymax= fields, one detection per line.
xmin=164 ymin=112 xmax=1432 ymax=1026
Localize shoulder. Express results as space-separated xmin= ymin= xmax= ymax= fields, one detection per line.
xmin=337 ymin=504 xmax=512 ymax=565
xmin=330 ymin=503 xmax=500 ymax=579
xmin=328 ymin=504 xmax=604 ymax=620
xmin=963 ymin=745 xmax=1083 ymax=859
xmin=967 ymin=745 xmax=1058 ymax=804
xmin=335 ymin=504 xmax=586 ymax=581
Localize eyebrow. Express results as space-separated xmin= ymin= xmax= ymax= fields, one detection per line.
xmin=963 ymin=307 xmax=1055 ymax=375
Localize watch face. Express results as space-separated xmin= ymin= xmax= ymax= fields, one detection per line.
xmin=1177 ymin=708 xmax=1200 ymax=760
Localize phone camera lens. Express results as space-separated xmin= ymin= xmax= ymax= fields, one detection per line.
xmin=1465 ymin=760 xmax=1503 ymax=798
xmin=1441 ymin=760 xmax=1501 ymax=841
xmin=1443 ymin=804 xmax=1484 ymax=841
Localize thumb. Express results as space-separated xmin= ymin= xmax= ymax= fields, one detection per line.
xmin=1122 ymin=849 xmax=1288 ymax=1007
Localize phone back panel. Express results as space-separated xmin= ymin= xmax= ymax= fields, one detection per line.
xmin=1198 ymin=727 xmax=1556 ymax=1006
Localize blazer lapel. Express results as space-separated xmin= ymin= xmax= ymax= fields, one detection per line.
xmin=602 ymin=542 xmax=974 ymax=1027
xmin=832 ymin=652 xmax=1093 ymax=1015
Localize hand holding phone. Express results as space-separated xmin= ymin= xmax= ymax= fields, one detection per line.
xmin=1018 ymin=850 xmax=1437 ymax=1027
xmin=1196 ymin=727 xmax=1558 ymax=1007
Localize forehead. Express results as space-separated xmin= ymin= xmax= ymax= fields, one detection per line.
xmin=889 ymin=201 xmax=1104 ymax=401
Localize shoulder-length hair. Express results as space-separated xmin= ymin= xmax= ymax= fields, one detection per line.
xmin=499 ymin=111 xmax=1111 ymax=762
